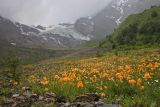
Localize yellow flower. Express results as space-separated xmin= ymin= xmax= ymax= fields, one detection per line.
xmin=62 ymin=77 xmax=71 ymax=82
xmin=144 ymin=73 xmax=151 ymax=79
xmin=99 ymin=87 xmax=103 ymax=91
xmin=77 ymin=81 xmax=84 ymax=88
xmin=154 ymin=62 xmax=159 ymax=68
xmin=137 ymin=78 xmax=142 ymax=85
xmin=43 ymin=76 xmax=48 ymax=80
xmin=44 ymin=88 xmax=49 ymax=91
xmin=125 ymin=65 xmax=130 ymax=70
xmin=62 ymin=71 xmax=67 ymax=77
xmin=116 ymin=73 xmax=123 ymax=80
xmin=40 ymin=80 xmax=49 ymax=85
xmin=140 ymin=86 xmax=144 ymax=90
xmin=118 ymin=66 xmax=123 ymax=71
xmin=54 ymin=75 xmax=60 ymax=79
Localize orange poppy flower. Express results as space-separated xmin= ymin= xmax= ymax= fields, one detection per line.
xmin=129 ymin=79 xmax=136 ymax=85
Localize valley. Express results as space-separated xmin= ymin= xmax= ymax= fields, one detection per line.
xmin=0 ymin=0 xmax=160 ymax=107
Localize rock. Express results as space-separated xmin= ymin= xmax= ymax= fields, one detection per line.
xmin=102 ymin=104 xmax=122 ymax=107
xmin=73 ymin=95 xmax=95 ymax=102
xmin=85 ymin=93 xmax=100 ymax=101
xmin=7 ymin=92 xmax=122 ymax=107
xmin=70 ymin=102 xmax=95 ymax=107
xmin=73 ymin=93 xmax=100 ymax=103
xmin=55 ymin=102 xmax=66 ymax=107
xmin=30 ymin=94 xmax=38 ymax=99
xmin=23 ymin=91 xmax=31 ymax=98
xmin=44 ymin=98 xmax=54 ymax=103
xmin=12 ymin=94 xmax=20 ymax=98
xmin=30 ymin=94 xmax=39 ymax=102
xmin=39 ymin=95 xmax=44 ymax=100
xmin=15 ymin=95 xmax=26 ymax=101
xmin=1 ymin=99 xmax=14 ymax=107
xmin=64 ymin=102 xmax=70 ymax=107
xmin=55 ymin=96 xmax=66 ymax=103
xmin=44 ymin=92 xmax=56 ymax=98
xmin=95 ymin=99 xmax=104 ymax=106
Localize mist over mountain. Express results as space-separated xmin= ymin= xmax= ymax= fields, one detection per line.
xmin=0 ymin=0 xmax=160 ymax=50
xmin=75 ymin=0 xmax=160 ymax=38
xmin=0 ymin=0 xmax=111 ymax=26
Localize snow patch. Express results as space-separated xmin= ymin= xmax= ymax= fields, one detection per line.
xmin=42 ymin=36 xmax=48 ymax=41
xmin=11 ymin=43 xmax=16 ymax=46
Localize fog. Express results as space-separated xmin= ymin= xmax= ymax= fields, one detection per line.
xmin=0 ymin=0 xmax=111 ymax=26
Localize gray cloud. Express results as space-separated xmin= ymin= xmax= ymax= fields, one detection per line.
xmin=0 ymin=0 xmax=111 ymax=26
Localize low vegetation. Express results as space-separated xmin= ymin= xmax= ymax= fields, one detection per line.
xmin=100 ymin=6 xmax=160 ymax=48
xmin=1 ymin=47 xmax=159 ymax=106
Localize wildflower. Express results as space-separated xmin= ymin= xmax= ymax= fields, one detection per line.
xmin=22 ymin=87 xmax=26 ymax=90
xmin=129 ymin=79 xmax=136 ymax=85
xmin=140 ymin=86 xmax=144 ymax=90
xmin=99 ymin=93 xmax=106 ymax=97
xmin=10 ymin=80 xmax=18 ymax=85
xmin=125 ymin=65 xmax=130 ymax=70
xmin=72 ymin=68 xmax=78 ymax=72
xmin=43 ymin=76 xmax=48 ymax=80
xmin=116 ymin=73 xmax=123 ymax=80
xmin=77 ymin=81 xmax=84 ymax=88
xmin=62 ymin=77 xmax=71 ymax=82
xmin=154 ymin=62 xmax=159 ymax=68
xmin=40 ymin=80 xmax=49 ymax=85
xmin=28 ymin=75 xmax=36 ymax=83
xmin=44 ymin=88 xmax=49 ymax=91
xmin=102 ymin=73 xmax=108 ymax=78
xmin=118 ymin=66 xmax=123 ymax=71
xmin=69 ymin=73 xmax=76 ymax=80
xmin=62 ymin=71 xmax=67 ymax=77
xmin=144 ymin=73 xmax=151 ymax=79
xmin=137 ymin=78 xmax=142 ymax=85
xmin=54 ymin=75 xmax=60 ymax=79
xmin=99 ymin=87 xmax=103 ymax=91
xmin=91 ymin=76 xmax=97 ymax=82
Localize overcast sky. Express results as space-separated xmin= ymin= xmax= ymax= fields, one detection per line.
xmin=0 ymin=0 xmax=111 ymax=26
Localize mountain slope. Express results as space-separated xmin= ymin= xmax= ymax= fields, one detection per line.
xmin=100 ymin=6 xmax=160 ymax=48
xmin=75 ymin=0 xmax=160 ymax=38
xmin=0 ymin=16 xmax=91 ymax=49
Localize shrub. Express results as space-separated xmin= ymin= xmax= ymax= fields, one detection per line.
xmin=116 ymin=23 xmax=138 ymax=45
xmin=3 ymin=52 xmax=22 ymax=81
xmin=151 ymin=11 xmax=158 ymax=18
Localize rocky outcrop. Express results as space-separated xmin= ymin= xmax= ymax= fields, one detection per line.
xmin=74 ymin=17 xmax=94 ymax=36
xmin=1 ymin=91 xmax=122 ymax=107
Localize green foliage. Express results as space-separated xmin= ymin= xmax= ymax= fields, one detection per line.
xmin=100 ymin=6 xmax=160 ymax=49
xmin=117 ymin=23 xmax=138 ymax=45
xmin=96 ymin=51 xmax=104 ymax=57
xmin=2 ymin=52 xmax=21 ymax=81
xmin=151 ymin=11 xmax=158 ymax=18
xmin=139 ymin=21 xmax=160 ymax=34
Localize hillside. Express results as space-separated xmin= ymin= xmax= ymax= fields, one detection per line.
xmin=75 ymin=0 xmax=160 ymax=38
xmin=1 ymin=47 xmax=159 ymax=106
xmin=100 ymin=6 xmax=160 ymax=48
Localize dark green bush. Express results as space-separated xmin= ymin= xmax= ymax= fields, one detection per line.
xmin=3 ymin=52 xmax=22 ymax=81
xmin=151 ymin=11 xmax=158 ymax=18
